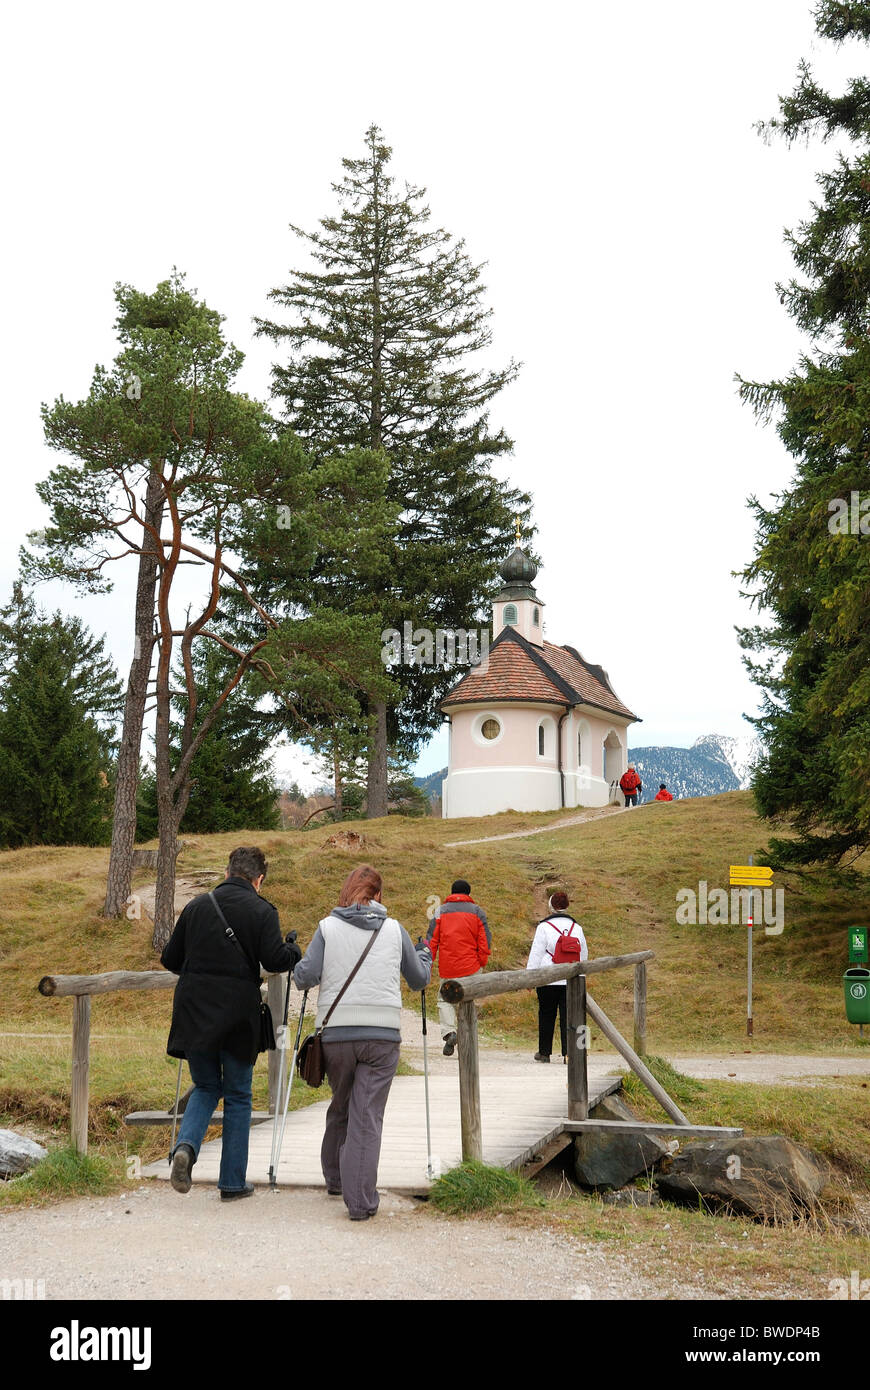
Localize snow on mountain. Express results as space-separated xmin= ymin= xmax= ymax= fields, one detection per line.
xmin=691 ymin=734 xmax=763 ymax=790
xmin=628 ymin=733 xmax=764 ymax=801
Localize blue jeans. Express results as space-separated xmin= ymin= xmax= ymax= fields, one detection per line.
xmin=173 ymin=1049 xmax=254 ymax=1192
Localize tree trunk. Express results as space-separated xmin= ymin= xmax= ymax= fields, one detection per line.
xmin=366 ymin=701 xmax=388 ymax=818
xmin=333 ymin=742 xmax=343 ymax=821
xmin=102 ymin=469 xmax=163 ymax=917
xmin=151 ymin=802 xmax=178 ymax=954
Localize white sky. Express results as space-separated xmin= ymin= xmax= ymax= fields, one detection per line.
xmin=1 ymin=1 xmax=858 ymax=787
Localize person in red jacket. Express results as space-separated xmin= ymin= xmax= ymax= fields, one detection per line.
xmin=426 ymin=879 xmax=491 ymax=1055
xmin=619 ymin=763 xmax=642 ymax=808
xmin=654 ymin=783 xmax=674 ymax=801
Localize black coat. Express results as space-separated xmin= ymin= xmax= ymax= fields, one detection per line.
xmin=160 ymin=876 xmax=296 ymax=1064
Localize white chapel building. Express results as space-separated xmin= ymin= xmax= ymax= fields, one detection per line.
xmin=440 ymin=546 xmax=640 ymax=818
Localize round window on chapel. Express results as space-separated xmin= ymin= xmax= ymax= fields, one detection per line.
xmin=481 ymin=718 xmax=501 ymax=740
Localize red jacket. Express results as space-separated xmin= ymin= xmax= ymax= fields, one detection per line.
xmin=619 ymin=769 xmax=641 ymax=794
xmin=654 ymin=788 xmax=673 ymax=801
xmin=426 ymin=895 xmax=491 ymax=979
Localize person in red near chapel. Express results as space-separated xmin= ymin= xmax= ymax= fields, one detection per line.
xmin=654 ymin=783 xmax=674 ymax=801
xmin=619 ymin=763 xmax=642 ymax=808
xmin=425 ymin=879 xmax=491 ymax=1056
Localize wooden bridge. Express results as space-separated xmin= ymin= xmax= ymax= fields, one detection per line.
xmin=37 ymin=949 xmax=742 ymax=1192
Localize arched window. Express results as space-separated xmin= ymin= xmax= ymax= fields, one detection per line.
xmin=503 ymin=604 xmax=518 ymax=626
xmin=532 ymin=606 xmax=540 ymax=626
xmin=538 ymin=724 xmax=545 ymax=756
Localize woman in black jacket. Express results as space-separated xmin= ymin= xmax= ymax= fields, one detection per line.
xmin=160 ymin=846 xmax=301 ymax=1200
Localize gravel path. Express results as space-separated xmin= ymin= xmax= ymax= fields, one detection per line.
xmin=0 ymin=1184 xmax=791 ymax=1302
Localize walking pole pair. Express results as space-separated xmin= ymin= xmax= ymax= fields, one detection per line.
xmin=269 ymin=981 xmax=309 ymax=1189
xmin=168 ymin=1059 xmax=183 ymax=1165
xmin=421 ymin=986 xmax=435 ymax=1181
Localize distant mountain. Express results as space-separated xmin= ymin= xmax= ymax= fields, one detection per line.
xmin=414 ymin=767 xmax=447 ymax=801
xmin=415 ymin=736 xmax=761 ymax=808
xmin=628 ymin=734 xmax=763 ymax=801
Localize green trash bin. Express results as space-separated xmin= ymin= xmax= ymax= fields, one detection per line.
xmin=844 ymin=967 xmax=870 ymax=1024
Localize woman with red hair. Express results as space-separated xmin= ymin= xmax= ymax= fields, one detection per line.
xmin=293 ymin=864 xmax=431 ymax=1220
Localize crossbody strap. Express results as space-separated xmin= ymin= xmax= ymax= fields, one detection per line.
xmin=209 ymin=891 xmax=259 ymax=983
xmin=319 ymin=926 xmax=381 ymax=1030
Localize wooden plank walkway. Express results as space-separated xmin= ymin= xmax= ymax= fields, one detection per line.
xmin=142 ymin=1063 xmax=624 ymax=1194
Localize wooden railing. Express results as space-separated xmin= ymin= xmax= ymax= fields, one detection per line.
xmin=438 ymin=949 xmax=688 ymax=1162
xmin=37 ymin=969 xmax=291 ymax=1153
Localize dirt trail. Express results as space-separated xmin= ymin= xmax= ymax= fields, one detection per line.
xmin=443 ymin=804 xmax=625 ymax=847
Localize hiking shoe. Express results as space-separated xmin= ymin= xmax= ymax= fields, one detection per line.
xmin=533 ymin=1052 xmax=551 ymax=1063
xmin=170 ymin=1143 xmax=194 ymax=1194
xmin=442 ymin=1032 xmax=457 ymax=1056
xmin=327 ymin=1188 xmax=342 ymax=1196
xmin=220 ymin=1182 xmax=255 ymax=1201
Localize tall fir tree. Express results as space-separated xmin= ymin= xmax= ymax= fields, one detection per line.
xmin=255 ymin=124 xmax=532 ymax=816
xmin=738 ymin=1 xmax=870 ymax=867
xmin=0 ymin=594 xmax=122 ymax=847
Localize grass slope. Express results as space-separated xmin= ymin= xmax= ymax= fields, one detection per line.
xmin=1 ymin=792 xmax=868 ymax=1195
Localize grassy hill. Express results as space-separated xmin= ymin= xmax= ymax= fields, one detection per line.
xmin=1 ymin=791 xmax=868 ymax=1179
xmin=2 ymin=790 xmax=868 ymax=1047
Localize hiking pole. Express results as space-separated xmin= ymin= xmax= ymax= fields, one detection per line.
xmin=421 ymin=985 xmax=435 ymax=1181
xmin=168 ymin=1059 xmax=183 ymax=1166
xmin=268 ymin=969 xmax=295 ymax=1186
xmin=269 ymin=989 xmax=309 ymax=1189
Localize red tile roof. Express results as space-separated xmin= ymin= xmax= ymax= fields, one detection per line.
xmin=441 ymin=628 xmax=638 ymax=722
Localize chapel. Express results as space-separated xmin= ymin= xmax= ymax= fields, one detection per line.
xmin=440 ymin=545 xmax=640 ymax=818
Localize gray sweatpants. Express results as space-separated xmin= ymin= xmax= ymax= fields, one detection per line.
xmin=321 ymin=1038 xmax=400 ymax=1218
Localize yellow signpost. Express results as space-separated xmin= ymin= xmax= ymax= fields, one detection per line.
xmin=729 ymin=866 xmax=773 ymax=887
xmin=729 ymin=860 xmax=773 ymax=1037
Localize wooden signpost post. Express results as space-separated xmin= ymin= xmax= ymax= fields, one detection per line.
xmin=729 ymin=859 xmax=774 ymax=1036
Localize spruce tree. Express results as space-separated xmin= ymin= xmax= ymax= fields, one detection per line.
xmin=255 ymin=125 xmax=532 ymax=815
xmin=0 ymin=598 xmax=122 ymax=847
xmin=738 ymin=1 xmax=870 ymax=867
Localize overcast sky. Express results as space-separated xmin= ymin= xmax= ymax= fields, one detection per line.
xmin=1 ymin=2 xmax=858 ymax=786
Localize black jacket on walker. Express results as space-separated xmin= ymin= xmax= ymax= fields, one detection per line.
xmin=161 ymin=876 xmax=296 ymax=1065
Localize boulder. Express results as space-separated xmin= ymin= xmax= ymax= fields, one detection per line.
xmin=589 ymin=1093 xmax=641 ymax=1124
xmin=656 ymin=1135 xmax=830 ymax=1221
xmin=573 ymin=1127 xmax=670 ymax=1190
xmin=0 ymin=1130 xmax=47 ymax=1178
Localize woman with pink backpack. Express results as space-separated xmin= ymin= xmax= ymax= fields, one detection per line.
xmin=526 ymin=891 xmax=588 ymax=1063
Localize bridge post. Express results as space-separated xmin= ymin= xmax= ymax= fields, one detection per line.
xmin=633 ymin=960 xmax=647 ymax=1057
xmin=71 ymin=994 xmax=91 ymax=1154
xmin=566 ymin=973 xmax=588 ymax=1120
xmin=456 ymin=1000 xmax=482 ymax=1161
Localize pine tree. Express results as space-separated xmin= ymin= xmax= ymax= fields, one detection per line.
xmin=738 ymin=1 xmax=870 ymax=867
xmin=255 ymin=125 xmax=532 ymax=815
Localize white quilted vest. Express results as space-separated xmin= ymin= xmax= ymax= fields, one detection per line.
xmin=315 ymin=916 xmax=403 ymax=1030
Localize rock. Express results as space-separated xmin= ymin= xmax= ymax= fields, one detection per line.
xmin=589 ymin=1093 xmax=641 ymax=1124
xmin=0 ymin=1129 xmax=47 ymax=1178
xmin=656 ymin=1135 xmax=830 ymax=1222
xmin=573 ymin=1127 xmax=670 ymax=1190
xmin=600 ymin=1186 xmax=661 ymax=1207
